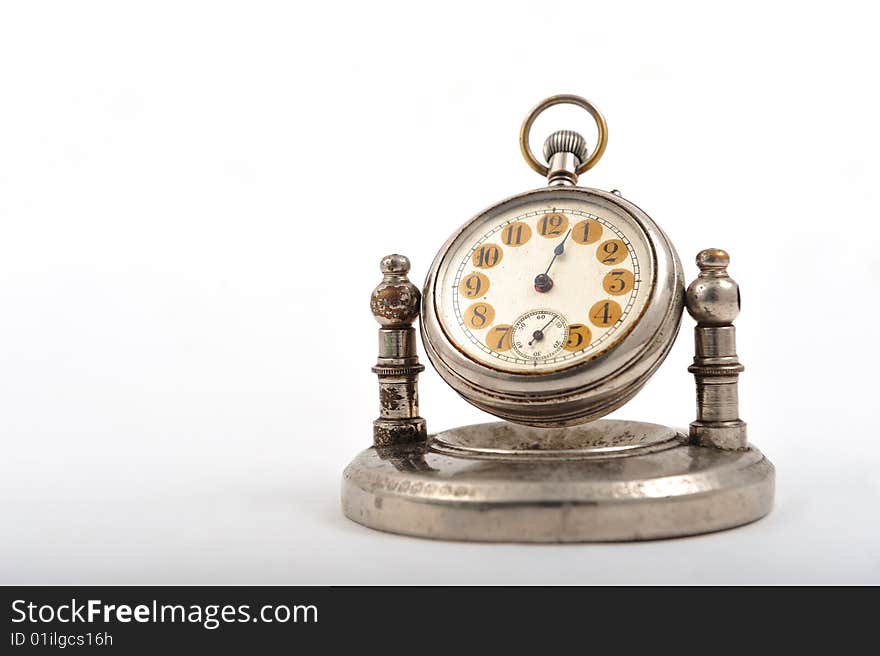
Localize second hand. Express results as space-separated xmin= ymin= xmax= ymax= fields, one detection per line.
xmin=528 ymin=315 xmax=558 ymax=346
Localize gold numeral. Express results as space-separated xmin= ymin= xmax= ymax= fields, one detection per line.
xmin=596 ymin=239 xmax=627 ymax=265
xmin=572 ymin=219 xmax=602 ymax=245
xmin=459 ymin=272 xmax=490 ymax=299
xmin=589 ymin=300 xmax=622 ymax=327
xmin=500 ymin=221 xmax=532 ymax=247
xmin=564 ymin=324 xmax=592 ymax=352
xmin=602 ymin=269 xmax=634 ymax=295
xmin=486 ymin=324 xmax=513 ymax=351
xmin=538 ymin=212 xmax=569 ymax=238
xmin=464 ymin=302 xmax=495 ymax=330
xmin=472 ymin=244 xmax=503 ymax=268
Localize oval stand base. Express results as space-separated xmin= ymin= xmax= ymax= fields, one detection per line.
xmin=342 ymin=419 xmax=775 ymax=542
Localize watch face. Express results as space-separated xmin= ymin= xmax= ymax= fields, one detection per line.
xmin=435 ymin=190 xmax=655 ymax=374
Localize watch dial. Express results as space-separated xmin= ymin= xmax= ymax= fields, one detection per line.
xmin=436 ymin=193 xmax=654 ymax=374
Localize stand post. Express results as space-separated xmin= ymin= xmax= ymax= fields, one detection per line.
xmin=369 ymin=254 xmax=427 ymax=446
xmin=685 ymin=249 xmax=748 ymax=451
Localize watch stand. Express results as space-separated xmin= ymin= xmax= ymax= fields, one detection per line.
xmin=341 ymin=251 xmax=774 ymax=542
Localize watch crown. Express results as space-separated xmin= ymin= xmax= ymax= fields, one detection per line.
xmin=543 ymin=129 xmax=589 ymax=165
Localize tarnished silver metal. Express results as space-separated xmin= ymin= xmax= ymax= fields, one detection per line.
xmin=421 ymin=186 xmax=684 ymax=427
xmin=686 ymin=249 xmax=747 ymax=450
xmin=342 ymin=420 xmax=775 ymax=542
xmin=544 ymin=129 xmax=588 ymax=185
xmin=546 ymin=152 xmax=580 ymax=186
xmin=543 ymin=129 xmax=590 ymax=163
xmin=370 ymin=255 xmax=426 ymax=446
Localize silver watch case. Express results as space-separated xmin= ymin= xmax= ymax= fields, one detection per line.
xmin=421 ymin=186 xmax=684 ymax=427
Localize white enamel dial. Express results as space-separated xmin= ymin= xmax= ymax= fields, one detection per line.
xmin=435 ymin=195 xmax=654 ymax=374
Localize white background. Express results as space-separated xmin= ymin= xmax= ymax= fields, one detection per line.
xmin=1 ymin=1 xmax=878 ymax=584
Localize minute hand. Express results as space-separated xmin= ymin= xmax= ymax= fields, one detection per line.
xmin=544 ymin=228 xmax=572 ymax=275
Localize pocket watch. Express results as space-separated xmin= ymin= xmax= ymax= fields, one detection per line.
xmin=342 ymin=95 xmax=775 ymax=543
xmin=421 ymin=95 xmax=683 ymax=426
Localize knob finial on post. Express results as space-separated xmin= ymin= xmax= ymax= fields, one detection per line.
xmin=685 ymin=249 xmax=747 ymax=451
xmin=369 ymin=255 xmax=427 ymax=446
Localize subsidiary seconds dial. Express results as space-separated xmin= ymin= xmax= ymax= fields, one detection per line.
xmin=511 ymin=310 xmax=568 ymax=361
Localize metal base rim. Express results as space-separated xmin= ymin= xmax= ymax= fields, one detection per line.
xmin=342 ymin=420 xmax=775 ymax=543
